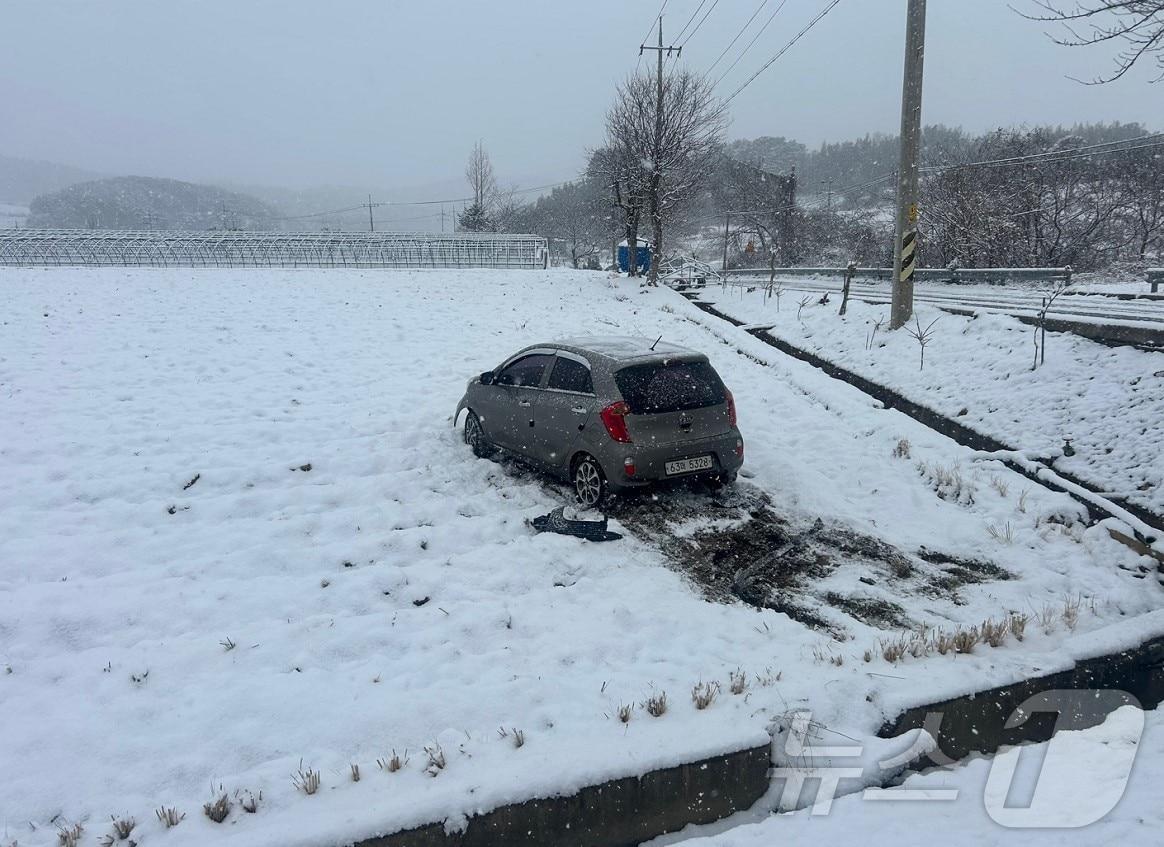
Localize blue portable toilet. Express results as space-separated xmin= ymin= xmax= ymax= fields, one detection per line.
xmin=617 ymin=239 xmax=652 ymax=274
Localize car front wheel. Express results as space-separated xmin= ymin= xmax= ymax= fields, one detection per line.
xmin=463 ymin=411 xmax=494 ymax=458
xmin=572 ymin=454 xmax=607 ymax=508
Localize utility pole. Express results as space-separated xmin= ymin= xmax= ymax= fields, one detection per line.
xmin=722 ymin=212 xmax=730 ymax=287
xmin=640 ymin=16 xmax=681 ymax=284
xmin=890 ymin=0 xmax=927 ymax=330
xmin=366 ymin=194 xmax=376 ymax=232
xmin=440 ymin=205 xmax=446 ymax=234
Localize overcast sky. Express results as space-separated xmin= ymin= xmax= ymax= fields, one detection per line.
xmin=0 ymin=0 xmax=1158 ymax=195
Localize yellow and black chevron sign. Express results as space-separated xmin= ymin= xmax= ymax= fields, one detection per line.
xmin=900 ymin=228 xmax=917 ymax=283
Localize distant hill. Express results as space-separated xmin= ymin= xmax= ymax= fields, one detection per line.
xmin=27 ymin=176 xmax=280 ymax=230
xmin=0 ymin=154 xmax=105 ymax=205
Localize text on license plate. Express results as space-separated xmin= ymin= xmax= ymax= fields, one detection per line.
xmin=666 ymin=455 xmax=713 ymax=475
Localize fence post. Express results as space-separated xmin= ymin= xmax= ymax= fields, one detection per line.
xmin=839 ymin=261 xmax=856 ymax=316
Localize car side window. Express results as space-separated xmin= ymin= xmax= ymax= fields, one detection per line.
xmin=547 ymin=357 xmax=594 ymax=394
xmin=496 ymin=354 xmax=552 ymax=388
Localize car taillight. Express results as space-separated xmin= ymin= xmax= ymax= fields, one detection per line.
xmin=623 ymin=456 xmax=636 ymax=477
xmin=726 ymin=389 xmax=737 ymax=427
xmin=600 ymin=401 xmax=632 ymax=443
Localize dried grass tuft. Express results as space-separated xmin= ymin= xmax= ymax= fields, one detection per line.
xmin=292 ymin=761 xmax=321 ymax=795
xmin=156 ymin=806 xmax=185 ymax=828
xmin=691 ymin=681 xmax=719 ymax=710
xmin=204 ymin=791 xmax=232 ymax=823
xmin=892 ymin=438 xmax=912 ymax=460
xmin=644 ymin=691 xmax=668 ymax=718
xmin=729 ymin=668 xmax=748 ymax=695
xmin=617 ymin=703 xmax=634 ymax=723
xmin=377 ymin=749 xmax=408 ymax=773
xmin=57 ymin=823 xmax=84 ymax=847
xmin=986 ymin=521 xmax=1015 ymax=544
xmin=424 ymin=743 xmax=447 ymax=776
xmin=239 ymin=789 xmax=262 ymax=814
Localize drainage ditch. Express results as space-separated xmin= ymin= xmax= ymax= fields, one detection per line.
xmin=681 ymin=293 xmax=1163 ymax=568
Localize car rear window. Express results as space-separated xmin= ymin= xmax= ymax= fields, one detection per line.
xmin=547 ymin=357 xmax=594 ymax=394
xmin=614 ymin=360 xmax=726 ymax=414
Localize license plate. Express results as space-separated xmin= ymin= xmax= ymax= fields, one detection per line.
xmin=666 ymin=455 xmax=713 ymax=476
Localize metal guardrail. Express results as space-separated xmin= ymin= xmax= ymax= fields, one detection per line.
xmin=726 ymin=266 xmax=1074 ymax=285
xmin=1150 ymin=269 xmax=1163 ymax=294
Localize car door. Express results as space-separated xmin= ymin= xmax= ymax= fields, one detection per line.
xmin=489 ymin=351 xmax=554 ymax=455
xmin=531 ymin=352 xmax=597 ymax=472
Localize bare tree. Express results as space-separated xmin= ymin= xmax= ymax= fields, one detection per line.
xmin=604 ymin=69 xmax=726 ymax=284
xmin=465 ymin=140 xmax=498 ymax=210
xmin=589 ymin=144 xmax=648 ymax=277
xmin=1019 ymin=1 xmax=1164 ymax=82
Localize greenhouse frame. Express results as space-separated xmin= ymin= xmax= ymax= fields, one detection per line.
xmin=0 ymin=230 xmax=549 ymax=270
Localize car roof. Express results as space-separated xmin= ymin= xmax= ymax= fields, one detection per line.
xmin=547 ymin=335 xmax=704 ymax=364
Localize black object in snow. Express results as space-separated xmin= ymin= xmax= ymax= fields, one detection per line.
xmin=530 ymin=506 xmax=622 ymax=542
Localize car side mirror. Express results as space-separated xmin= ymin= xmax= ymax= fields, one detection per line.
xmin=479 ymin=371 xmax=495 ymax=386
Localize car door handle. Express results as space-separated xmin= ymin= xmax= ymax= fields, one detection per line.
xmin=518 ymin=400 xmax=531 ymax=407
xmin=571 ymin=406 xmax=587 ymax=414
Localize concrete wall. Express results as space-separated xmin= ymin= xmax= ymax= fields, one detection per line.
xmin=354 ymin=744 xmax=772 ymax=847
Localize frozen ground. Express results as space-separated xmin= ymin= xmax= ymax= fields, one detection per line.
xmin=664 ymin=704 xmax=1161 ymax=846
xmin=1 ymin=267 xmax=1161 ymax=847
xmin=700 ymin=282 xmax=1164 ymax=516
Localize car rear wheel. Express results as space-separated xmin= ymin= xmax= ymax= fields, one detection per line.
xmin=572 ymin=454 xmax=606 ymax=508
xmin=463 ymin=411 xmax=494 ymax=458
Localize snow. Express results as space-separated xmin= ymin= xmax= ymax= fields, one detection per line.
xmin=1 ymin=267 xmax=1162 ymax=847
xmin=661 ymin=705 xmax=1162 ymax=846
xmin=699 ymin=282 xmax=1164 ymax=517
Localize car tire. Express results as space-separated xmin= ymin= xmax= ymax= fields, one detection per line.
xmin=706 ymin=470 xmax=738 ymax=492
xmin=463 ymin=411 xmax=494 ymax=458
xmin=572 ymin=454 xmax=607 ymax=508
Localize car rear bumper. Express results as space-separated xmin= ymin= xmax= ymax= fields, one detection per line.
xmin=603 ymin=429 xmax=744 ymax=492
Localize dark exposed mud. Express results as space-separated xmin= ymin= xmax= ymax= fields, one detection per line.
xmin=487 ymin=450 xmax=1012 ymax=636
xmin=604 ymin=482 xmax=1014 ymax=637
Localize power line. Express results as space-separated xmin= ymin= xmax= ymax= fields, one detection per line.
xmin=673 ymin=0 xmax=709 ymax=43
xmin=919 ymin=133 xmax=1164 ymax=173
xmin=721 ymin=0 xmax=842 ymax=106
xmin=263 ymin=179 xmax=576 ymax=223
xmin=711 ymin=0 xmax=788 ymax=90
xmin=704 ymin=0 xmax=770 ymax=78
xmin=680 ymin=0 xmax=722 ymax=47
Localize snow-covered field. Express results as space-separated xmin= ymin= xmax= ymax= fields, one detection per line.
xmin=1 ymin=267 xmax=1161 ymax=847
xmin=701 ymin=282 xmax=1164 ymax=516
xmin=661 ymin=704 xmax=1162 ymax=846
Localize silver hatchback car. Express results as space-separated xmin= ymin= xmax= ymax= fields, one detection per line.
xmin=455 ymin=337 xmax=744 ymax=506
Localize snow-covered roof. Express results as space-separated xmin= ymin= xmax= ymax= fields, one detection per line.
xmin=553 ymin=335 xmax=696 ymax=360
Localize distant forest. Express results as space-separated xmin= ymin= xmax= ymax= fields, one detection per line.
xmin=507 ymin=120 xmax=1162 ymax=271
xmin=726 ymin=121 xmax=1154 ymax=205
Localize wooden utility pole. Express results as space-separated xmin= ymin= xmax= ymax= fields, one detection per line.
xmin=640 ymin=16 xmax=681 ymax=284
xmin=366 ymin=194 xmax=376 ymax=232
xmin=890 ymin=0 xmax=927 ymax=329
